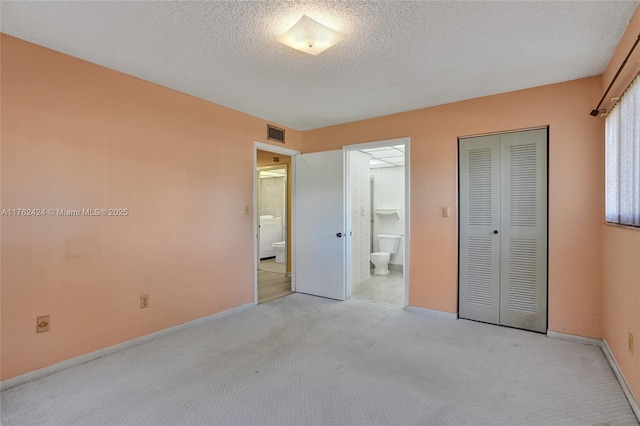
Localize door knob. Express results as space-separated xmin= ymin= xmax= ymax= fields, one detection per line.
xmin=336 ymin=232 xmax=343 ymax=238
xmin=493 ymin=230 xmax=499 ymax=234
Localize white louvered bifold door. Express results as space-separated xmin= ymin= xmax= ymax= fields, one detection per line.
xmin=499 ymin=129 xmax=547 ymax=333
xmin=459 ymin=135 xmax=501 ymax=325
xmin=459 ymin=129 xmax=547 ymax=333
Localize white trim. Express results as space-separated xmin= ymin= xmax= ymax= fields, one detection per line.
xmin=404 ymin=305 xmax=458 ymax=319
xmin=254 ymin=141 xmax=301 ymax=157
xmin=342 ymin=137 xmax=409 ymax=151
xmin=602 ymin=339 xmax=640 ymax=421
xmin=343 ymin=148 xmax=350 ymax=300
xmin=0 ymin=302 xmax=255 ymax=391
xmin=290 ymin=157 xmax=297 ymax=293
xmin=546 ymin=330 xmax=601 ymax=346
xmin=404 ymin=139 xmax=411 ymax=307
xmin=253 ymin=142 xmax=301 ymax=303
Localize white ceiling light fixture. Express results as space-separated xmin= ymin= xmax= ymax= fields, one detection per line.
xmin=276 ymin=14 xmax=345 ymax=56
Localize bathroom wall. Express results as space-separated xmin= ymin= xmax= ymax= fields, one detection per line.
xmin=371 ymin=166 xmax=405 ymax=267
xmin=258 ymin=174 xmax=286 ymax=255
xmin=349 ymin=151 xmax=371 ymax=292
xmin=259 ymin=175 xmax=286 ymax=231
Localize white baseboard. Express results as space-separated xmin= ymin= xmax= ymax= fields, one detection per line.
xmin=547 ymin=331 xmax=639 ymax=422
xmin=602 ymin=339 xmax=640 ymax=421
xmin=404 ymin=305 xmax=458 ymax=319
xmin=0 ymin=302 xmax=256 ymax=391
xmin=546 ymin=330 xmax=601 ymax=346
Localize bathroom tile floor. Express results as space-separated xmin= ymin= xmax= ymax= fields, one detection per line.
xmin=352 ymin=270 xmax=405 ymax=307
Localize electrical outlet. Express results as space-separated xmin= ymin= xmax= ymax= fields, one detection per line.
xmin=140 ymin=294 xmax=149 ymax=309
xmin=36 ymin=315 xmax=50 ymax=333
xmin=629 ymin=332 xmax=634 ymax=354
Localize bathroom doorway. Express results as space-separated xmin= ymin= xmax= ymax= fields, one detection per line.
xmin=344 ymin=138 xmax=409 ymax=308
xmin=255 ymin=148 xmax=295 ymax=304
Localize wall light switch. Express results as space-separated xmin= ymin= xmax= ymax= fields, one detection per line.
xmin=244 ymin=205 xmax=250 ymax=215
xmin=442 ymin=206 xmax=450 ymax=218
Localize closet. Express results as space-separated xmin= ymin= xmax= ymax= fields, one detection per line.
xmin=459 ymin=128 xmax=548 ymax=333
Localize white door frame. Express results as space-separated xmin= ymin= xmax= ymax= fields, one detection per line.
xmin=253 ymin=142 xmax=300 ymax=305
xmin=343 ymin=137 xmax=411 ymax=307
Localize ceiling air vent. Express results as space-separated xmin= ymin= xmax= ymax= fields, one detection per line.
xmin=267 ymin=125 xmax=285 ymax=143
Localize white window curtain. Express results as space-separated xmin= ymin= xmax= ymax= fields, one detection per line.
xmin=606 ymin=74 xmax=640 ymax=227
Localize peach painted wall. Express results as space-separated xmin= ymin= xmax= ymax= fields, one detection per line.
xmin=0 ymin=35 xmax=301 ymax=380
xmin=603 ymin=228 xmax=640 ymax=398
xmin=601 ymin=4 xmax=640 ymax=401
xmin=602 ymin=5 xmax=640 ymax=113
xmin=302 ymin=77 xmax=605 ymax=338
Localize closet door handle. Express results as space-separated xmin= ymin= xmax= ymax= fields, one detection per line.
xmin=493 ymin=230 xmax=499 ymax=235
xmin=336 ymin=232 xmax=343 ymax=238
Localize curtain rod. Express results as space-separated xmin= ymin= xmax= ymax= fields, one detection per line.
xmin=590 ymin=33 xmax=640 ymax=116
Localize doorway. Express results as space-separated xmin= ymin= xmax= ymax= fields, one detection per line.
xmin=344 ymin=138 xmax=410 ymax=307
xmin=293 ymin=138 xmax=410 ymax=306
xmin=257 ymin=163 xmax=290 ymax=303
xmin=258 ymin=138 xmax=410 ymax=307
xmin=458 ymin=128 xmax=548 ymax=333
xmin=254 ymin=143 xmax=300 ymax=304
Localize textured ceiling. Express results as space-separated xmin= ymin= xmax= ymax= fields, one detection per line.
xmin=2 ymin=1 xmax=638 ymax=130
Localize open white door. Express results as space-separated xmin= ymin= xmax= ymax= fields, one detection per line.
xmin=294 ymin=150 xmax=345 ymax=300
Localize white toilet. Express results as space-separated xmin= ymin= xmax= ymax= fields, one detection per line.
xmin=371 ymin=234 xmax=401 ymax=275
xmin=272 ymin=241 xmax=286 ymax=263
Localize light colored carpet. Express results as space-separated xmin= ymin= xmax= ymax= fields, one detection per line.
xmin=1 ymin=294 xmax=637 ymax=425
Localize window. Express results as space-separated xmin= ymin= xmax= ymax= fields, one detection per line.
xmin=606 ymin=74 xmax=640 ymax=227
